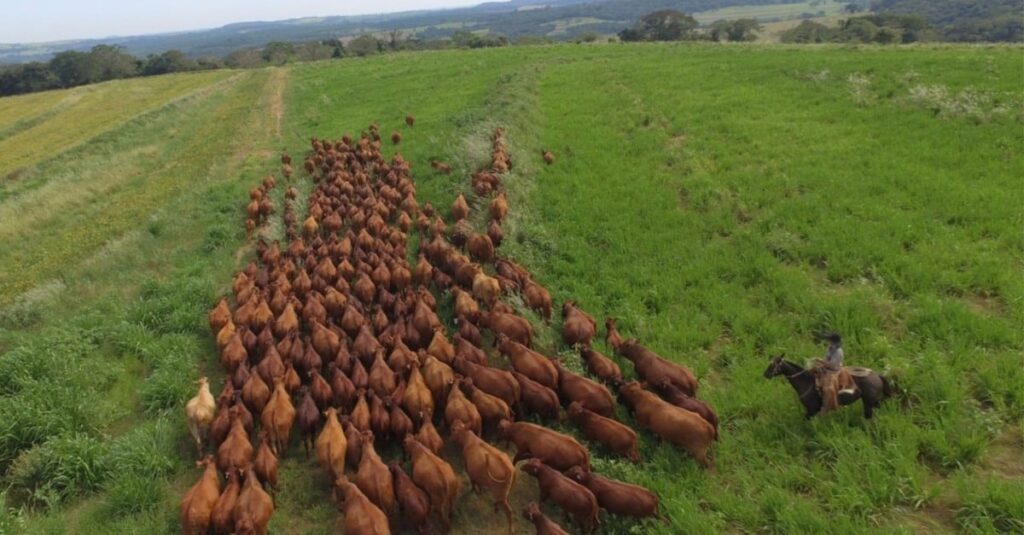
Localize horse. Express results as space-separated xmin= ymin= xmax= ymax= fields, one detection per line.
xmin=763 ymin=354 xmax=890 ymax=419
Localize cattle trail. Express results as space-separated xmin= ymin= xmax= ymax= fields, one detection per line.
xmin=186 ymin=119 xmax=717 ymax=533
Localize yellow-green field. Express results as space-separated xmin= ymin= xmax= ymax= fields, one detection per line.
xmin=0 ymin=44 xmax=1021 ymax=535
xmin=693 ymin=0 xmax=850 ymax=24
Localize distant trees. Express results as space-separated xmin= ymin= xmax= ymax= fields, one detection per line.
xmin=141 ymin=50 xmax=195 ymax=76
xmin=872 ymin=0 xmax=1023 ymax=42
xmin=450 ymin=30 xmax=509 ymax=48
xmin=708 ymin=18 xmax=763 ymax=42
xmin=780 ymin=14 xmax=936 ymax=44
xmin=347 ymin=35 xmax=383 ymax=57
xmin=620 ymin=10 xmax=699 ymax=42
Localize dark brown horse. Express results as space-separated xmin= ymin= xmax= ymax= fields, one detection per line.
xmin=763 ymin=355 xmax=890 ymax=419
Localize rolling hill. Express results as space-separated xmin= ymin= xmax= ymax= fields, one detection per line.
xmin=0 ymin=0 xmax=805 ymax=63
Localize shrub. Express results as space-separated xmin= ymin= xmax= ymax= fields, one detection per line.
xmin=8 ymin=434 xmax=111 ymax=508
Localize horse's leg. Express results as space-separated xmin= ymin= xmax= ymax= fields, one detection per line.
xmin=863 ymin=401 xmax=874 ymax=419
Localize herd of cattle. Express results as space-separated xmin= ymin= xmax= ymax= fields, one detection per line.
xmin=180 ymin=121 xmax=719 ymax=534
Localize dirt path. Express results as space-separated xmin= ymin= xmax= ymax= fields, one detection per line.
xmin=268 ymin=67 xmax=288 ymax=140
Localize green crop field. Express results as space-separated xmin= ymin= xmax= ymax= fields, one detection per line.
xmin=0 ymin=43 xmax=1021 ymax=535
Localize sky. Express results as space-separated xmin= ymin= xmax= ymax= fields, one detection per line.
xmin=2 ymin=0 xmax=490 ymax=43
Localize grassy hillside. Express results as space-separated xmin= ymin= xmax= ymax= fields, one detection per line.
xmin=1 ymin=43 xmax=1022 ymax=534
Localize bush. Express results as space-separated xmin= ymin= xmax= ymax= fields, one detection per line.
xmin=8 ymin=434 xmax=111 ymax=508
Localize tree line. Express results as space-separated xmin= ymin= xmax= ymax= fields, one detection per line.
xmin=0 ymin=32 xmax=510 ymax=97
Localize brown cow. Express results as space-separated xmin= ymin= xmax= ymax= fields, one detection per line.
xmin=450 ymin=421 xmax=515 ymax=534
xmin=180 ymin=456 xmax=221 ymax=535
xmin=567 ymin=402 xmax=639 ymax=462
xmin=453 ymin=355 xmax=521 ymax=408
xmin=260 ymin=378 xmax=296 ymax=456
xmin=496 ymin=420 xmax=589 ymax=471
xmin=295 ymin=388 xmax=320 ymax=456
xmin=416 ymin=418 xmax=445 ymax=455
xmin=233 ymin=467 xmax=273 ymax=535
xmin=335 ymin=476 xmax=391 ymax=535
xmin=316 ymin=407 xmax=348 ymax=480
xmin=404 ymin=436 xmax=460 ymax=531
xmin=489 ymin=192 xmax=508 ymax=221
xmin=209 ymin=298 xmax=232 ymax=335
xmin=355 ymin=431 xmax=395 ymax=513
xmin=253 ymin=431 xmax=279 ymax=498
xmin=580 ymin=346 xmax=623 ymax=385
xmin=403 ymin=360 xmax=435 ymax=425
xmin=554 ymin=360 xmax=615 ymax=416
xmin=451 ymin=193 xmax=470 ymax=221
xmin=542 ymin=150 xmax=555 ymax=165
xmin=619 ymin=340 xmax=699 ymax=396
xmin=562 ymin=301 xmax=596 ymax=347
xmin=217 ymin=408 xmax=253 ymax=474
xmin=211 ymin=468 xmax=240 ymax=534
xmin=452 ymin=287 xmax=481 ymax=323
xmin=497 ymin=334 xmax=558 ymax=389
xmin=472 ymin=271 xmax=501 ymax=308
xmin=522 ymin=280 xmax=552 ymax=323
xmin=652 ymin=378 xmax=719 ymax=437
xmin=522 ymin=502 xmax=570 ymax=535
xmin=512 ymin=371 xmax=561 ymax=421
xmin=479 ymin=311 xmax=533 ymax=347
xmin=467 ymin=233 xmax=495 ymax=262
xmin=619 ymin=382 xmax=714 ymax=468
xmin=565 ymin=466 xmax=667 ymax=522
xmin=390 ymin=463 xmax=429 ymax=534
xmin=241 ymin=372 xmax=270 ymax=415
xmin=421 ymin=353 xmax=454 ymax=405
xmin=445 ymin=377 xmax=482 ymax=436
xmin=520 ymin=459 xmax=598 ymax=533
xmin=462 ymin=378 xmax=513 ymax=429
xmin=406 ymin=115 xmax=416 ymax=127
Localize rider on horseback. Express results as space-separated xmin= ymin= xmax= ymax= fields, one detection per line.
xmin=813 ymin=333 xmax=858 ymax=412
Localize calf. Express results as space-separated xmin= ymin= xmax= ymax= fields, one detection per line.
xmin=520 ymin=459 xmax=598 ymax=533
xmin=567 ymin=402 xmax=639 ymax=462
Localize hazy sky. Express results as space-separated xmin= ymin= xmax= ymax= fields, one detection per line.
xmin=2 ymin=0 xmax=490 ymax=43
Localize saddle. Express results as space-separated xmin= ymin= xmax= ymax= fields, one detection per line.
xmin=845 ymin=366 xmax=874 ymax=378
